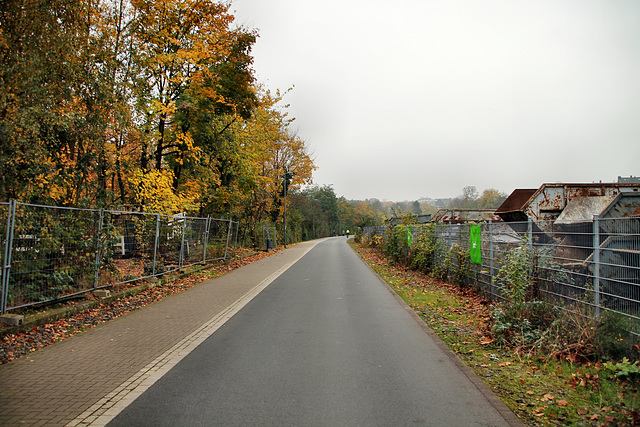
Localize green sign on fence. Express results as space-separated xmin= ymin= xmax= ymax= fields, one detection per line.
xmin=470 ymin=225 xmax=482 ymax=264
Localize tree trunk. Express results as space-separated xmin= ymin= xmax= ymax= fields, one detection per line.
xmin=155 ymin=114 xmax=166 ymax=170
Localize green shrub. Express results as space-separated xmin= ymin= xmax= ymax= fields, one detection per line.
xmin=432 ymin=247 xmax=453 ymax=281
xmin=603 ymin=357 xmax=640 ymax=379
xmin=494 ymin=238 xmax=534 ymax=306
xmin=450 ymin=243 xmax=471 ymax=286
xmin=489 ymin=238 xmax=562 ymax=352
xmin=491 ymin=301 xmax=559 ymax=348
xmin=596 ymin=311 xmax=633 ymax=360
xmin=410 ymin=225 xmax=439 ymax=274
xmin=383 ymin=225 xmax=410 ymax=266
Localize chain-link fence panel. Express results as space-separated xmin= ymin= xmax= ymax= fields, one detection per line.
xmin=1 ymin=204 xmax=240 ymax=313
xmin=363 ymin=217 xmax=640 ymax=337
xmin=205 ymin=219 xmax=232 ymax=261
xmin=97 ymin=211 xmax=161 ymax=286
xmin=182 ymin=217 xmax=208 ymax=266
xmin=6 ymin=203 xmax=101 ymax=310
xmin=0 ymin=202 xmax=12 ymax=312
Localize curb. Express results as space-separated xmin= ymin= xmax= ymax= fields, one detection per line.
xmin=348 ymin=242 xmax=525 ymax=427
xmin=0 ymin=259 xmax=234 ymax=337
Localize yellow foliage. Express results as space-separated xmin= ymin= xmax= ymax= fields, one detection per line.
xmin=152 ymin=100 xmax=177 ymax=116
xmin=174 ymin=130 xmax=202 ymax=166
xmin=0 ymin=0 xmax=317 ymax=222
xmin=233 ymin=88 xmax=316 ymax=197
xmin=129 ymin=169 xmax=198 ymax=215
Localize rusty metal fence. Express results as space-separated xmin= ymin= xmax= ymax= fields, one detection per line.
xmin=0 ymin=201 xmax=238 ymax=313
xmin=363 ymin=216 xmax=640 ymax=337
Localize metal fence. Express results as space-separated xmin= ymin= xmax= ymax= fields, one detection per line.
xmin=363 ymin=216 xmax=640 ymax=337
xmin=0 ymin=201 xmax=239 ymax=313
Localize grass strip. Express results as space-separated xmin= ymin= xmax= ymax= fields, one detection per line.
xmin=350 ymin=241 xmax=639 ymax=427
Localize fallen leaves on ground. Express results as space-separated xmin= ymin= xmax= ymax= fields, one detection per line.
xmin=0 ymin=249 xmax=280 ymax=364
xmin=350 ymin=241 xmax=640 ymax=427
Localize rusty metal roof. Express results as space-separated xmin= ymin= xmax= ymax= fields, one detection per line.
xmin=498 ymin=183 xmax=640 ymax=225
xmin=495 ymin=189 xmax=537 ymax=214
xmin=534 ymin=183 xmax=640 ymax=199
xmin=431 ymin=209 xmax=501 ymax=224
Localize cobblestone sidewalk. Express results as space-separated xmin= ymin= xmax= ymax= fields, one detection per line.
xmin=0 ymin=241 xmax=318 ymax=426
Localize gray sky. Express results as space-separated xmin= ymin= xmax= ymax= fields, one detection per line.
xmin=232 ymin=0 xmax=640 ymax=201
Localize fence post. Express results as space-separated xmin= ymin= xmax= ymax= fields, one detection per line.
xmin=93 ymin=209 xmax=104 ymax=289
xmin=1 ymin=201 xmax=16 ymax=314
xmin=488 ymin=220 xmax=495 ymax=301
xmin=152 ymin=214 xmax=160 ymax=276
xmin=203 ymin=216 xmax=210 ymax=263
xmin=233 ymin=221 xmax=239 ymax=250
xmin=224 ymin=219 xmax=233 ymax=259
xmin=179 ymin=216 xmax=187 ymax=269
xmin=593 ymin=214 xmax=601 ymax=320
xmin=433 ymin=224 xmax=439 ymax=267
xmin=456 ymin=224 xmax=463 ymax=278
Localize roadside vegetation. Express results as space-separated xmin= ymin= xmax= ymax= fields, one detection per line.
xmin=350 ymin=235 xmax=640 ymax=426
xmin=0 ymin=247 xmax=279 ymax=364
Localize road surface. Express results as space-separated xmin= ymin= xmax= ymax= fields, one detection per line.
xmin=108 ymin=237 xmax=513 ymax=426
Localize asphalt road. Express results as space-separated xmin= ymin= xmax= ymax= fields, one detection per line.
xmin=108 ymin=237 xmax=512 ymax=426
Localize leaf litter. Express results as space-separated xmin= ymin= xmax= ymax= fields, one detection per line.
xmin=351 ymin=241 xmax=640 ymax=426
xmin=1 ymin=249 xmax=280 ymax=365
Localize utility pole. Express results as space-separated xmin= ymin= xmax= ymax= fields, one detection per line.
xmin=283 ymin=169 xmax=293 ymax=248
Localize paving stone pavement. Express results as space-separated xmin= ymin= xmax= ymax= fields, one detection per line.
xmin=0 ymin=241 xmax=319 ymax=427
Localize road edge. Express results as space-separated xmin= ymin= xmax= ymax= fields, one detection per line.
xmin=68 ymin=240 xmax=321 ymax=427
xmin=347 ymin=240 xmax=525 ymax=427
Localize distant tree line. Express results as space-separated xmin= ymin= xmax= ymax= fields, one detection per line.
xmin=446 ymin=186 xmax=507 ymax=210
xmin=279 ymin=185 xmax=507 ymax=245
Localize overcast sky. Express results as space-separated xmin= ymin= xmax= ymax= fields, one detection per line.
xmin=232 ymin=0 xmax=640 ymax=201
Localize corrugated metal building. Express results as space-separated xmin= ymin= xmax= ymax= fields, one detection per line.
xmin=496 ymin=183 xmax=640 ymax=231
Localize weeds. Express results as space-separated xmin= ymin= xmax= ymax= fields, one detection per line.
xmin=490 ymin=301 xmax=558 ymax=351
xmin=410 ymin=225 xmax=440 ymax=274
xmin=374 ymin=224 xmax=639 ymax=362
xmin=596 ymin=310 xmax=634 ymax=360
xmin=603 ymin=358 xmax=640 ymax=379
xmin=493 ymin=237 xmax=534 ymax=306
xmin=351 ymin=239 xmax=640 ymax=426
xmin=545 ymin=308 xmax=599 ymax=362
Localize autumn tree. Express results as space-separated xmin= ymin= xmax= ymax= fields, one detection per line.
xmin=0 ymin=0 xmax=99 ymax=204
xmin=446 ymin=186 xmax=506 ymax=210
xmin=0 ymin=0 xmax=318 ymax=238
xmin=198 ymin=89 xmax=315 ymax=245
xmin=91 ymin=0 xmax=141 ymax=206
xmin=119 ymin=0 xmax=230 ymax=211
xmin=477 ymin=188 xmax=507 ymax=209
xmin=89 ymin=0 xmax=259 ymax=214
xmin=2 ymin=0 xmax=139 ymax=206
xmin=304 ymin=185 xmax=340 ymax=233
xmin=353 ymin=201 xmax=384 ymax=228
xmin=449 ymin=186 xmax=479 ymax=209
